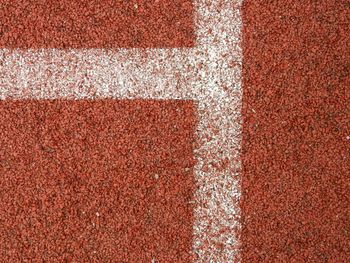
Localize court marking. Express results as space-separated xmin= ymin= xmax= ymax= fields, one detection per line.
xmin=0 ymin=0 xmax=242 ymax=261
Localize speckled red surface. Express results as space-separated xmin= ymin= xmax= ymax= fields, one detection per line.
xmin=0 ymin=0 xmax=194 ymax=48
xmin=242 ymin=1 xmax=350 ymax=262
xmin=0 ymin=100 xmax=197 ymax=262
xmin=2 ymin=0 xmax=349 ymax=261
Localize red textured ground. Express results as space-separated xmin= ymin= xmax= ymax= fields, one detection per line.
xmin=1 ymin=0 xmax=350 ymax=261
xmin=0 ymin=100 xmax=197 ymax=262
xmin=0 ymin=0 xmax=194 ymax=48
xmin=242 ymin=1 xmax=350 ymax=262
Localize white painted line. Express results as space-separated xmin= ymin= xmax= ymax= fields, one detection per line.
xmin=0 ymin=0 xmax=242 ymax=261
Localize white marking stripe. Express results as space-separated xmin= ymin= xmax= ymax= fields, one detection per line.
xmin=0 ymin=0 xmax=242 ymax=261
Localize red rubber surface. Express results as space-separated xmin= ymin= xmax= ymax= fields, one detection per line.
xmin=0 ymin=0 xmax=194 ymax=48
xmin=0 ymin=99 xmax=197 ymax=262
xmin=242 ymin=1 xmax=350 ymax=262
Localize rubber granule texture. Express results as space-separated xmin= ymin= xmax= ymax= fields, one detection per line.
xmin=242 ymin=1 xmax=350 ymax=262
xmin=0 ymin=99 xmax=197 ymax=262
xmin=0 ymin=0 xmax=194 ymax=48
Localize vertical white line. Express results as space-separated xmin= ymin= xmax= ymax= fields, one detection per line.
xmin=193 ymin=1 xmax=242 ymax=261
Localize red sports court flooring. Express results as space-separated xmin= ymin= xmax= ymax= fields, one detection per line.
xmin=0 ymin=0 xmax=349 ymax=262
